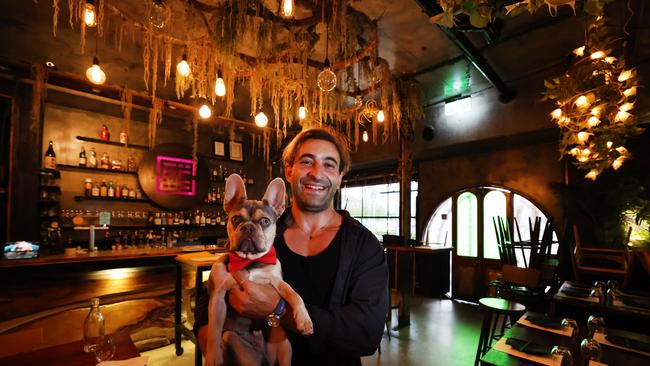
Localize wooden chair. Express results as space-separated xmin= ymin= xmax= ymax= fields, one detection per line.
xmin=489 ymin=265 xmax=548 ymax=310
xmin=571 ymin=225 xmax=633 ymax=288
xmin=493 ymin=216 xmax=516 ymax=266
xmin=385 ymin=288 xmax=403 ymax=341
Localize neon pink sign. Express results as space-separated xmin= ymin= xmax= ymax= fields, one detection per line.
xmin=156 ymin=155 xmax=196 ymax=196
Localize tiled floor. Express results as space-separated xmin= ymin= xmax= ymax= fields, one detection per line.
xmin=143 ymin=297 xmax=483 ymax=366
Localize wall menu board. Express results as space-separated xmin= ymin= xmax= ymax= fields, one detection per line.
xmin=138 ymin=144 xmax=209 ymax=209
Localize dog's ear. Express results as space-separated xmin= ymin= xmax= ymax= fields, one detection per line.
xmin=262 ymin=178 xmax=286 ymax=216
xmin=224 ymin=174 xmax=247 ymax=213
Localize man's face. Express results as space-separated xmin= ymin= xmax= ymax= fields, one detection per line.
xmin=285 ymin=139 xmax=343 ymax=212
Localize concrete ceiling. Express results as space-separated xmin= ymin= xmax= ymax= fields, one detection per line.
xmin=0 ymin=0 xmax=648 ymax=110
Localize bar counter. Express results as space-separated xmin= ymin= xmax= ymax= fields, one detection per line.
xmin=0 ymin=246 xmax=226 ymax=353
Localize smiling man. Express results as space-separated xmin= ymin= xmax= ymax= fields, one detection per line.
xmin=195 ymin=127 xmax=389 ymax=365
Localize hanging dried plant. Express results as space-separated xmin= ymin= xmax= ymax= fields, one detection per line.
xmin=52 ymin=0 xmax=59 ymax=37
xmin=192 ymin=118 xmax=199 ymax=165
xmin=148 ymin=98 xmax=164 ymax=150
xmin=80 ymin=21 xmax=86 ymax=54
xmin=67 ymin=0 xmax=76 ymax=29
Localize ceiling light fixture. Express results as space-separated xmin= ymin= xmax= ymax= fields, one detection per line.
xmin=45 ymin=61 xmax=56 ymax=68
xmin=177 ymin=54 xmax=190 ymax=77
xmin=279 ymin=0 xmax=294 ymax=19
xmin=86 ymin=56 xmax=106 ymax=85
xmin=198 ymin=104 xmax=212 ymax=119
xmin=255 ymin=112 xmax=269 ymax=127
xmin=377 ymin=109 xmax=385 ymax=123
xmin=444 ymin=96 xmax=471 ymax=116
xmin=298 ymin=100 xmax=307 ymax=120
xmin=317 ymin=19 xmax=337 ymax=92
xmin=215 ymin=70 xmax=226 ymax=97
xmin=148 ymin=0 xmax=170 ymax=29
xmin=83 ymin=0 xmax=97 ymax=28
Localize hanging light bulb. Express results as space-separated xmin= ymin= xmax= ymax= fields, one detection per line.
xmin=377 ymin=109 xmax=385 ymax=123
xmin=298 ymin=100 xmax=307 ymax=120
xmin=585 ymin=170 xmax=599 ymax=180
xmin=255 ymin=112 xmax=268 ymax=127
xmin=149 ymin=0 xmax=170 ymax=29
xmin=574 ymin=95 xmax=589 ymax=109
xmin=362 ymin=129 xmax=369 ymax=142
xmin=317 ymin=59 xmax=337 ymax=92
xmin=573 ymin=46 xmax=585 ymax=57
xmin=619 ymin=102 xmax=634 ymax=112
xmin=177 ymin=54 xmax=190 ymax=77
xmin=550 ymin=108 xmax=562 ymax=119
xmin=198 ymin=104 xmax=212 ymax=119
xmin=587 ymin=116 xmax=600 ymax=127
xmin=215 ymin=70 xmax=226 ymax=97
xmin=279 ymin=0 xmax=294 ymax=18
xmin=606 ymin=141 xmax=613 ymax=149
xmin=84 ymin=0 xmax=97 ymax=28
xmin=623 ymin=87 xmax=637 ymax=97
xmin=86 ymin=56 xmax=106 ymax=85
xmin=618 ymin=69 xmax=633 ymax=82
xmin=577 ymin=131 xmax=590 ymax=143
xmin=590 ymin=51 xmax=605 ymax=60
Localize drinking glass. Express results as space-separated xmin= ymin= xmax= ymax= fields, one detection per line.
xmin=607 ymin=279 xmax=619 ymax=291
xmin=93 ymin=334 xmax=115 ymax=362
xmin=550 ymin=346 xmax=573 ymax=366
xmin=580 ymin=338 xmax=603 ymax=362
xmin=587 ymin=315 xmax=605 ymax=337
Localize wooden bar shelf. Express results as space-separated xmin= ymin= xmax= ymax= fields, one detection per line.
xmin=76 ymin=135 xmax=149 ymax=150
xmin=57 ymin=164 xmax=138 ymax=175
xmin=74 ymin=196 xmax=149 ymax=202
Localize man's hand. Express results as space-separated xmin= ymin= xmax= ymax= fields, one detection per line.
xmin=228 ymin=280 xmax=280 ymax=319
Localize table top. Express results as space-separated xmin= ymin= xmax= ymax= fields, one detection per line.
xmin=553 ymin=281 xmax=650 ymax=319
xmin=384 ymin=245 xmax=453 ymax=253
xmin=0 ymin=332 xmax=139 ymax=366
xmin=481 ymin=314 xmax=650 ymax=366
xmin=479 ymin=298 xmax=527 ymax=314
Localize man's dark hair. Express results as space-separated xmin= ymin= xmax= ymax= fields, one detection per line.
xmin=282 ymin=126 xmax=351 ymax=175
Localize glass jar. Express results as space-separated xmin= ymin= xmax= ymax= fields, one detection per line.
xmin=100 ymin=153 xmax=110 ymax=169
xmin=84 ymin=179 xmax=93 ymax=196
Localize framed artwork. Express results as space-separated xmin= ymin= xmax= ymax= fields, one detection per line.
xmin=229 ymin=141 xmax=243 ymax=162
xmin=213 ymin=140 xmax=226 ymax=157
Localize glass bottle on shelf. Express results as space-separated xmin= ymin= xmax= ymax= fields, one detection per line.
xmin=83 ymin=298 xmax=105 ymax=353
xmin=121 ymin=185 xmax=129 ymax=199
xmin=115 ymin=183 xmax=121 ymax=199
xmin=154 ymin=212 xmax=161 ymax=226
xmin=194 ymin=210 xmax=201 ymax=226
xmin=100 ymin=180 xmax=108 ymax=197
xmin=128 ymin=187 xmax=136 ymax=199
xmin=91 ymin=182 xmax=100 ymax=197
xmin=100 ymin=152 xmax=110 ymax=169
xmin=100 ymin=125 xmax=110 ymax=141
xmin=79 ymin=146 xmax=87 ymax=167
xmin=200 ymin=211 xmax=206 ymax=226
xmin=107 ymin=181 xmax=115 ymax=198
xmin=84 ymin=179 xmax=93 ymax=197
xmin=127 ymin=154 xmax=136 ymax=172
xmin=88 ymin=148 xmax=98 ymax=168
xmin=119 ymin=130 xmax=128 ymax=144
xmin=44 ymin=140 xmax=56 ymax=169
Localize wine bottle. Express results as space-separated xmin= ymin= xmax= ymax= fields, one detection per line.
xmin=44 ymin=141 xmax=56 ymax=169
xmin=79 ymin=146 xmax=87 ymax=166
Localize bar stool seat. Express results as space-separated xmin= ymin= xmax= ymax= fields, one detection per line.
xmin=474 ymin=297 xmax=526 ymax=366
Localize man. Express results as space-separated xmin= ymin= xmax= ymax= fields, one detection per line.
xmin=195 ymin=126 xmax=388 ymax=365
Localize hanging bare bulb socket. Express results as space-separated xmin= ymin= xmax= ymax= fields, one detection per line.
xmin=148 ymin=0 xmax=170 ymax=29
xmin=84 ymin=0 xmax=97 ymax=27
xmin=255 ymin=112 xmax=269 ymax=127
xmin=354 ymin=86 xmax=363 ymax=107
xmin=377 ymin=109 xmax=385 ymax=123
xmin=298 ymin=100 xmax=307 ymax=120
xmin=317 ymin=58 xmax=337 ymax=92
xmin=215 ymin=70 xmax=226 ymax=97
xmin=199 ymin=104 xmax=212 ymax=119
xmin=362 ymin=129 xmax=369 ymax=142
xmin=86 ymin=56 xmax=106 ymax=85
xmin=177 ymin=54 xmax=190 ymax=77
xmin=279 ymin=0 xmax=295 ymax=18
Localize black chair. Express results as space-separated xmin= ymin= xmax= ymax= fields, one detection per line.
xmin=474 ymin=297 xmax=526 ymax=366
xmin=493 ymin=216 xmax=516 ymax=266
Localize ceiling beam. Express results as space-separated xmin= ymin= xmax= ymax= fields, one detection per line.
xmin=413 ymin=0 xmax=516 ymax=103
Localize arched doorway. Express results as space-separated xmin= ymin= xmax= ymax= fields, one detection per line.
xmin=423 ymin=186 xmax=557 ymax=301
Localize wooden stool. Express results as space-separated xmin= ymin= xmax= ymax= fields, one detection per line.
xmin=474 ymin=297 xmax=526 ymax=366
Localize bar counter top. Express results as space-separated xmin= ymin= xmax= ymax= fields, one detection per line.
xmin=0 ymin=246 xmax=228 ymax=269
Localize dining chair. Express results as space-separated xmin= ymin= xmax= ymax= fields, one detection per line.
xmin=571 ymin=225 xmax=633 ymax=288
xmin=493 ymin=216 xmax=516 ymax=266
xmin=385 ymin=288 xmax=403 ymax=342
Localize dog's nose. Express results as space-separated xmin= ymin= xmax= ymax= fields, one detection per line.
xmin=239 ymin=223 xmax=256 ymax=234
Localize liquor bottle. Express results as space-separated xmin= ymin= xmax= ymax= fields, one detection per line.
xmin=154 ymin=212 xmax=162 ymax=226
xmin=126 ymin=154 xmax=136 ymax=172
xmin=100 ymin=125 xmax=110 ymax=141
xmin=121 ymin=185 xmax=129 ymax=199
xmin=79 ymin=146 xmax=87 ymax=167
xmin=184 ymin=212 xmax=191 ymax=226
xmin=167 ymin=212 xmax=173 ymax=226
xmin=200 ymin=211 xmax=206 ymax=226
xmin=88 ymin=148 xmax=98 ymax=168
xmin=84 ymin=179 xmax=93 ymax=197
xmin=115 ymin=183 xmax=121 ymax=199
xmin=194 ymin=210 xmax=201 ymax=226
xmin=100 ymin=153 xmax=110 ymax=169
xmin=107 ymin=181 xmax=115 ymax=198
xmin=44 ymin=141 xmax=56 ymax=169
xmin=119 ymin=130 xmax=128 ymax=144
xmin=83 ymin=298 xmax=105 ymax=352
xmin=129 ymin=187 xmax=136 ymax=199
xmin=91 ymin=182 xmax=100 ymax=197
xmin=100 ymin=180 xmax=108 ymax=197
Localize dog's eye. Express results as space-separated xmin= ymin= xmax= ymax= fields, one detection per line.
xmin=231 ymin=216 xmax=241 ymax=224
xmin=259 ymin=218 xmax=271 ymax=226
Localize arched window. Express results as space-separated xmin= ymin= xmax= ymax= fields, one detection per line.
xmin=424 ymin=186 xmax=557 ymax=265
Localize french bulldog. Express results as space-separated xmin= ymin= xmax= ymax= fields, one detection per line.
xmin=205 ymin=174 xmax=313 ymax=366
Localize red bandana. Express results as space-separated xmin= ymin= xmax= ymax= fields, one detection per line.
xmin=228 ymin=246 xmax=277 ymax=272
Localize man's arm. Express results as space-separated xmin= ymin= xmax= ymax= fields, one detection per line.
xmin=303 ymin=231 xmax=389 ymax=356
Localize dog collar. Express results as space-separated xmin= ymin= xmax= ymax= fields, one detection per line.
xmin=227 ymin=246 xmax=277 ymax=272
xmin=266 ymin=299 xmax=286 ymax=328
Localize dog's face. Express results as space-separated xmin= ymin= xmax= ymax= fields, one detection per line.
xmin=223 ymin=174 xmax=286 ymax=260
